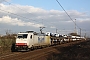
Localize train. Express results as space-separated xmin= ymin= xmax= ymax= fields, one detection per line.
xmin=12 ymin=31 xmax=86 ymax=51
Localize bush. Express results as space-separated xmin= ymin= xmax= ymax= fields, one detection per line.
xmin=0 ymin=34 xmax=16 ymax=54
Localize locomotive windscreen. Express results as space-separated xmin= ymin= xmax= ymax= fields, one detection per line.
xmin=17 ymin=34 xmax=28 ymax=38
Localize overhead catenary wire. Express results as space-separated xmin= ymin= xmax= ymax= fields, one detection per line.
xmin=56 ymin=0 xmax=76 ymax=25
xmin=4 ymin=0 xmax=32 ymax=14
xmin=0 ymin=8 xmax=33 ymax=21
xmin=0 ymin=8 xmax=43 ymax=25
xmin=1 ymin=0 xmax=86 ymax=34
xmin=0 ymin=8 xmax=44 ymax=26
xmin=3 ymin=0 xmax=52 ymax=28
xmin=0 ymin=0 xmax=43 ymax=24
xmin=55 ymin=0 xmax=82 ymax=32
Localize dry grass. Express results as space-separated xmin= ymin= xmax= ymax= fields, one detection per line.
xmin=47 ymin=40 xmax=90 ymax=60
xmin=0 ymin=34 xmax=16 ymax=55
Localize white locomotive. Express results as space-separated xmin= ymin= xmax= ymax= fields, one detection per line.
xmin=15 ymin=31 xmax=51 ymax=51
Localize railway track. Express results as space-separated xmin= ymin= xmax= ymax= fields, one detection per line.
xmin=0 ymin=40 xmax=86 ymax=60
xmin=0 ymin=46 xmax=59 ymax=60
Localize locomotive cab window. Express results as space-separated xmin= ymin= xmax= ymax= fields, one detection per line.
xmin=30 ymin=35 xmax=32 ymax=39
xmin=17 ymin=34 xmax=28 ymax=38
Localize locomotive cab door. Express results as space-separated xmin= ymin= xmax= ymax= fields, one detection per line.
xmin=28 ymin=33 xmax=34 ymax=48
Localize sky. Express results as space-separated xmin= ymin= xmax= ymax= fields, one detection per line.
xmin=0 ymin=0 xmax=90 ymax=37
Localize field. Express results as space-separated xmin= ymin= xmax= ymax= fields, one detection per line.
xmin=0 ymin=37 xmax=90 ymax=60
xmin=46 ymin=40 xmax=90 ymax=60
